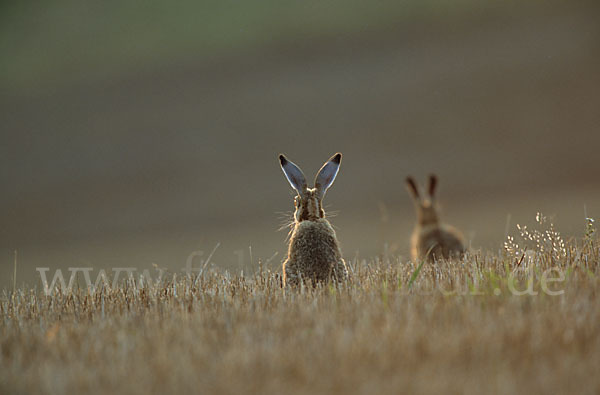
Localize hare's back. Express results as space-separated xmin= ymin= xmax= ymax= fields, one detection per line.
xmin=290 ymin=220 xmax=341 ymax=261
xmin=417 ymin=225 xmax=465 ymax=260
xmin=438 ymin=225 xmax=465 ymax=255
xmin=287 ymin=220 xmax=344 ymax=282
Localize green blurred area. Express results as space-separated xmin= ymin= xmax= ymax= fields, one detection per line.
xmin=1 ymin=0 xmax=599 ymax=288
xmin=1 ymin=0 xmax=505 ymax=93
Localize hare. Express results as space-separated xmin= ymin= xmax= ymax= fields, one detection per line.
xmin=406 ymin=174 xmax=465 ymax=262
xmin=279 ymin=153 xmax=348 ymax=286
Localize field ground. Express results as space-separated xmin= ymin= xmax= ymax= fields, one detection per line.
xmin=1 ymin=226 xmax=599 ymax=394
xmin=2 ymin=1 xmax=600 ymax=287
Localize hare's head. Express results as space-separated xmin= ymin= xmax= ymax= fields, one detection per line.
xmin=279 ymin=153 xmax=342 ymax=223
xmin=406 ymin=174 xmax=440 ymax=226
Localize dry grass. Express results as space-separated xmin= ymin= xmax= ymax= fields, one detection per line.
xmin=1 ymin=219 xmax=599 ymax=395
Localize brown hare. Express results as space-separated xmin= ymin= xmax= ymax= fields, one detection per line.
xmin=279 ymin=153 xmax=348 ymax=286
xmin=406 ymin=175 xmax=465 ymax=262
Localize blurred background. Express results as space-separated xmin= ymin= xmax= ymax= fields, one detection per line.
xmin=1 ymin=0 xmax=599 ymax=288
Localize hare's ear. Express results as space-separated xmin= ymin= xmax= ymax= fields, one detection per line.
xmin=314 ymin=153 xmax=341 ymax=200
xmin=428 ymin=174 xmax=438 ymax=198
xmin=405 ymin=177 xmax=420 ymax=201
xmin=279 ymin=154 xmax=307 ymax=193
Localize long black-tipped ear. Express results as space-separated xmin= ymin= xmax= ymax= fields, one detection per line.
xmin=314 ymin=152 xmax=342 ymax=200
xmin=279 ymin=154 xmax=307 ymax=193
xmin=428 ymin=174 xmax=438 ymax=198
xmin=405 ymin=177 xmax=420 ymax=200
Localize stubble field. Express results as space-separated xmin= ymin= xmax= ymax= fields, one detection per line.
xmin=1 ymin=219 xmax=598 ymax=395
xmin=2 ymin=1 xmax=600 ymax=393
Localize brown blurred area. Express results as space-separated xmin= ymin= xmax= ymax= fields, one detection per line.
xmin=1 ymin=0 xmax=599 ymax=287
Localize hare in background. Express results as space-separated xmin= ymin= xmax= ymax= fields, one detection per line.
xmin=279 ymin=153 xmax=348 ymax=286
xmin=406 ymin=174 xmax=465 ymax=262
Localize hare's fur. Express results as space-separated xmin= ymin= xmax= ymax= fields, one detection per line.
xmin=406 ymin=175 xmax=465 ymax=262
xmin=279 ymin=153 xmax=348 ymax=286
xmin=284 ymin=215 xmax=347 ymax=286
xmin=410 ymin=223 xmax=465 ymax=263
